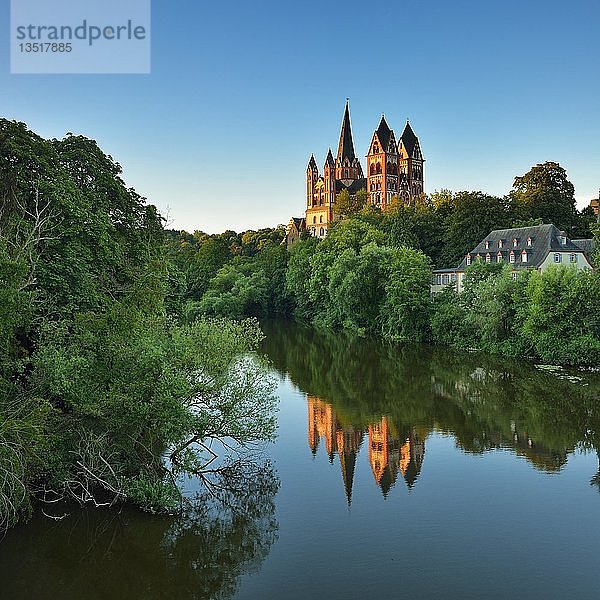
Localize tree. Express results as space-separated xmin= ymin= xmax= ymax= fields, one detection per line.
xmin=440 ymin=191 xmax=510 ymax=268
xmin=510 ymin=162 xmax=577 ymax=232
xmin=335 ymin=187 xmax=367 ymax=217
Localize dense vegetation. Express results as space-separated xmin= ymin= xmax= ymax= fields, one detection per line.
xmin=167 ymin=162 xmax=599 ymax=365
xmin=0 ymin=120 xmax=277 ymax=529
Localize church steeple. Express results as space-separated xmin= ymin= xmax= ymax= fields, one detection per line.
xmin=335 ymin=100 xmax=363 ymax=184
xmin=398 ymin=120 xmax=424 ymax=199
xmin=337 ymin=100 xmax=356 ymax=162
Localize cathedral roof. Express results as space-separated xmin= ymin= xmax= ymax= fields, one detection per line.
xmin=308 ymin=154 xmax=318 ymax=170
xmin=400 ymin=121 xmax=419 ymax=156
xmin=335 ymin=178 xmax=367 ymax=194
xmin=375 ymin=116 xmax=393 ymax=150
xmin=336 ymin=101 xmax=356 ymax=162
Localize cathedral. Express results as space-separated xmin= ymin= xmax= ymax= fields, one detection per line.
xmin=287 ymin=101 xmax=425 ymax=242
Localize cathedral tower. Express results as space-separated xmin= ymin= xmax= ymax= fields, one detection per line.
xmin=335 ymin=100 xmax=364 ymax=184
xmin=366 ymin=116 xmax=407 ymax=209
xmin=398 ymin=121 xmax=425 ymax=200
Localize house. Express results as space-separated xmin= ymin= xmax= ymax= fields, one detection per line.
xmin=431 ymin=224 xmax=595 ymax=295
xmin=284 ymin=217 xmax=305 ymax=248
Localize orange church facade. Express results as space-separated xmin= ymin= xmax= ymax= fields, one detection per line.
xmin=300 ymin=101 xmax=425 ymax=239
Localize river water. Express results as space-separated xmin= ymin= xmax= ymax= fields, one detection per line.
xmin=1 ymin=321 xmax=600 ymax=599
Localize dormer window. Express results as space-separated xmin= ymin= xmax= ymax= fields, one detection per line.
xmin=521 ymin=250 xmax=528 ymax=263
xmin=513 ymin=238 xmax=519 ymax=247
xmin=498 ymin=239 xmax=504 ymax=248
xmin=485 ymin=241 xmax=490 ymax=250
xmin=466 ymin=254 xmax=472 ymax=266
xmin=559 ymin=233 xmax=567 ymax=246
xmin=509 ymin=251 xmax=515 ymax=264
xmin=526 ymin=237 xmax=532 ymax=247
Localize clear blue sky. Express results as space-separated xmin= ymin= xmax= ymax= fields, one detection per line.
xmin=2 ymin=0 xmax=599 ymax=233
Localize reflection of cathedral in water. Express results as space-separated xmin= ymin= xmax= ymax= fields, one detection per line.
xmin=307 ymin=397 xmax=426 ymax=502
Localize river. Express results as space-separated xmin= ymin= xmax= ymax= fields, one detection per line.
xmin=1 ymin=320 xmax=600 ymax=599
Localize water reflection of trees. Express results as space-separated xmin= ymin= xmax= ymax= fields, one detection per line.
xmin=0 ymin=460 xmax=279 ymax=600
xmin=261 ymin=320 xmax=600 ymax=483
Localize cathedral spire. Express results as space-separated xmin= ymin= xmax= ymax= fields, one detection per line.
xmin=325 ymin=148 xmax=335 ymax=167
xmin=336 ymin=100 xmax=356 ymax=162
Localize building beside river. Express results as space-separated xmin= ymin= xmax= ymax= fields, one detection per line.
xmin=431 ymin=223 xmax=595 ymax=295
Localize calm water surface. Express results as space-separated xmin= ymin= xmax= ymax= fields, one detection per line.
xmin=2 ymin=321 xmax=600 ymax=599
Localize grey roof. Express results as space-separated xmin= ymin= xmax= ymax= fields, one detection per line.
xmin=291 ymin=217 xmax=305 ymax=228
xmin=325 ymin=148 xmax=335 ymax=167
xmin=335 ymin=178 xmax=367 ymax=195
xmin=456 ymin=224 xmax=587 ymax=271
xmin=336 ymin=101 xmax=356 ymax=162
xmin=375 ymin=116 xmax=393 ymax=150
xmin=399 ymin=121 xmax=419 ymax=156
xmin=572 ymin=239 xmax=595 ymax=256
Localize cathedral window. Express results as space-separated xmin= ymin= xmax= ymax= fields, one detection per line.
xmin=319 ymin=216 xmax=323 ymax=223
xmin=313 ymin=216 xmax=316 ymax=224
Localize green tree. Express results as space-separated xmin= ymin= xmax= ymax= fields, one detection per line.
xmin=335 ymin=188 xmax=367 ymax=217
xmin=440 ymin=191 xmax=510 ymax=267
xmin=510 ymin=162 xmax=577 ymax=232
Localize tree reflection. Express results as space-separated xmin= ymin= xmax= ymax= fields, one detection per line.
xmin=261 ymin=320 xmax=600 ymax=496
xmin=0 ymin=459 xmax=279 ymax=600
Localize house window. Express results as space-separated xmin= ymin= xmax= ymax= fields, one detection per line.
xmin=554 ymin=253 xmax=562 ymax=263
xmin=513 ymin=238 xmax=518 ymax=247
xmin=485 ymin=241 xmax=490 ymax=250
xmin=485 ymin=253 xmax=491 ymax=263
xmin=526 ymin=237 xmax=532 ymax=247
xmin=509 ymin=252 xmax=515 ymax=264
xmin=511 ymin=272 xmax=518 ymax=281
xmin=522 ymin=251 xmax=528 ymax=263
xmin=466 ymin=255 xmax=471 ymax=266
xmin=497 ymin=252 xmax=503 ymax=262
xmin=498 ymin=239 xmax=503 ymax=248
xmin=570 ymin=254 xmax=578 ymax=263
